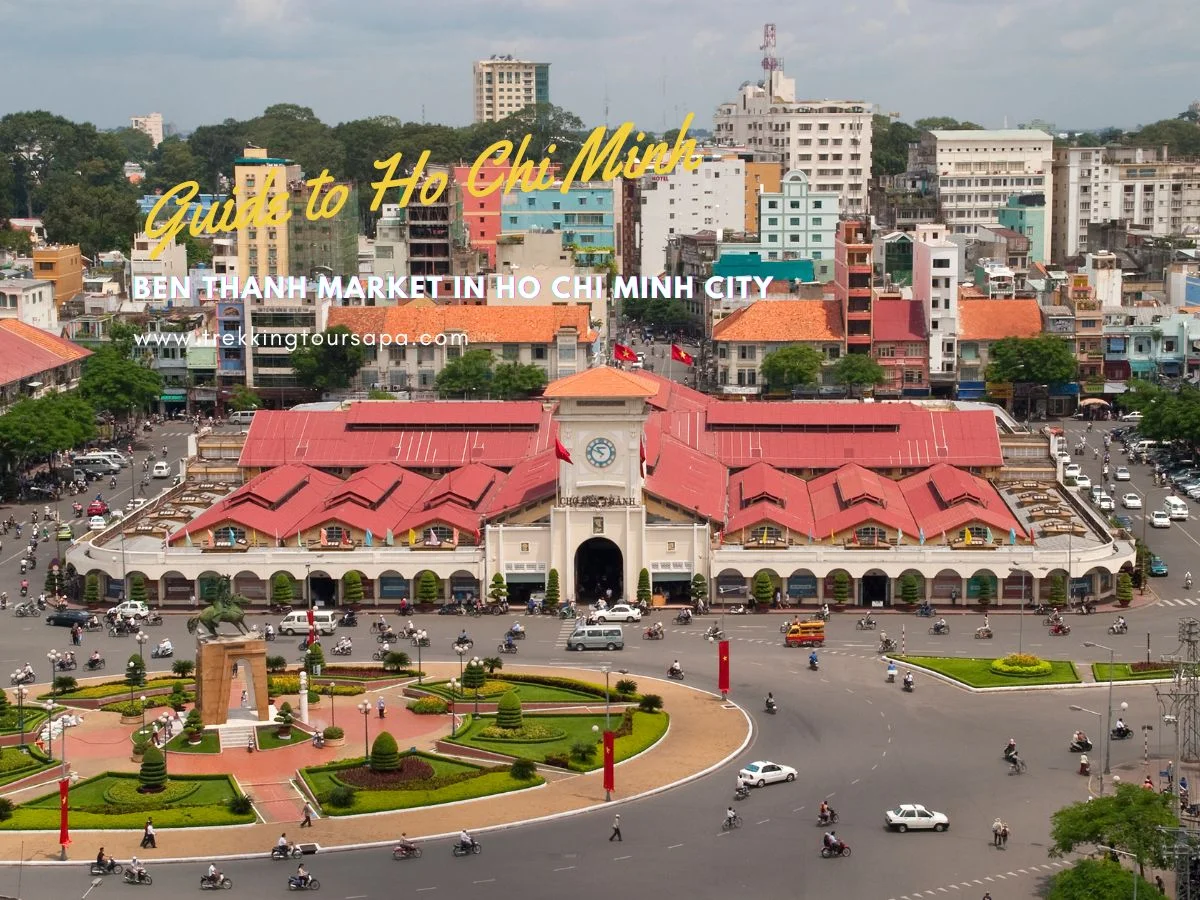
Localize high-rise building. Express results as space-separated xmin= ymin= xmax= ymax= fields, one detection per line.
xmin=130 ymin=113 xmax=164 ymax=148
xmin=832 ymin=220 xmax=874 ymax=354
xmin=912 ymin=224 xmax=960 ymax=392
xmin=289 ymin=180 xmax=360 ymax=278
xmin=473 ymin=56 xmax=550 ymax=123
xmin=233 ymin=147 xmax=303 ymax=280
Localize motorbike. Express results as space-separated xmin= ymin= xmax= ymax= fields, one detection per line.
xmin=667 ymin=668 xmax=685 ymax=680
xmin=1109 ymin=622 xmax=1128 ymax=635
xmin=1042 ymin=614 xmax=1064 ymax=626
xmin=263 ymin=630 xmax=276 ymax=641
xmin=269 ymin=603 xmax=293 ymax=615
xmin=338 ymin=614 xmax=359 ymax=628
xmin=452 ymin=840 xmax=482 ymax=857
xmin=1076 ymin=601 xmax=1097 ymax=615
xmin=1069 ymin=739 xmax=1093 ymax=753
xmin=370 ymin=649 xmax=392 ymax=661
xmin=1003 ymin=746 xmax=1019 ymax=762
xmin=286 ymin=875 xmax=321 ymax=890
xmin=410 ymin=636 xmax=431 ymax=648
xmin=14 ymin=601 xmax=36 ymax=616
xmin=734 ymin=784 xmax=751 ymax=801
xmin=1111 ymin=726 xmax=1133 ymax=740
xmin=376 ymin=632 xmax=398 ymax=645
xmin=915 ymin=606 xmax=935 ymax=618
xmin=815 ymin=609 xmax=830 ymax=622
xmin=86 ymin=657 xmax=106 ymax=670
xmin=393 ymin=843 xmax=423 ymax=860
xmin=329 ymin=644 xmax=353 ymax=656
xmin=820 ymin=841 xmax=851 ymax=858
xmin=142 ymin=613 xmax=164 ymax=626
xmin=150 ymin=646 xmax=173 ymax=659
xmin=123 ymin=870 xmax=153 ymax=886
xmin=1050 ymin=622 xmax=1072 ymax=636
xmin=200 ymin=873 xmax=233 ymax=890
xmin=974 ymin=627 xmax=993 ymax=640
xmin=855 ymin=616 xmax=877 ymax=631
xmin=929 ymin=623 xmax=949 ymax=635
xmin=878 ymin=638 xmax=897 ymax=653
xmin=728 ymin=605 xmax=747 ymax=615
xmin=764 ymin=699 xmax=777 ymax=714
xmin=55 ymin=658 xmax=77 ymax=672
xmin=902 ymin=678 xmax=914 ymax=693
xmin=90 ymin=861 xmax=123 ymax=876
xmin=19 ymin=585 xmax=26 ymax=598
xmin=312 ymin=734 xmax=325 ymax=749
xmin=452 ymin=639 xmax=474 ymax=651
xmin=498 ymin=642 xmax=519 ymax=654
xmin=271 ymin=845 xmax=303 ymax=860
xmin=703 ymin=627 xmax=725 ymax=641
xmin=558 ymin=605 xmax=576 ymax=619
xmin=506 ymin=628 xmax=526 ymax=640
xmin=674 ymin=612 xmax=693 ymax=625
xmin=642 ymin=627 xmax=665 ymax=640
xmin=817 ymin=809 xmax=839 ymax=826
xmin=809 ymin=659 xmax=819 ymax=671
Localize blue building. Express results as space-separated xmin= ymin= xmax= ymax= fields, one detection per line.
xmin=711 ymin=253 xmax=815 ymax=284
xmin=139 ymin=192 xmax=227 ymax=221
xmin=499 ymin=181 xmax=614 ymax=266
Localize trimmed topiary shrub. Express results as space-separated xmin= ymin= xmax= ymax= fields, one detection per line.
xmin=0 ymin=797 xmax=13 ymax=821
xmin=615 ymin=678 xmax=638 ymax=697
xmin=496 ymin=691 xmax=522 ymax=729
xmin=406 ymin=696 xmax=448 ymax=715
xmin=137 ymin=745 xmax=167 ymax=793
xmin=510 ymin=758 xmax=538 ymax=780
xmin=416 ymin=571 xmax=439 ymax=605
xmin=84 ymin=574 xmax=101 ymax=607
xmin=900 ymin=574 xmax=921 ymax=606
xmin=304 ymin=642 xmax=325 ymax=676
xmin=989 ymin=653 xmax=1053 ymax=677
xmin=125 ymin=653 xmax=146 ymax=687
xmin=690 ymin=573 xmax=707 ymax=606
xmin=545 ymin=568 xmax=561 ymax=610
xmin=369 ymin=730 xmax=400 ymax=772
xmin=322 ymin=726 xmax=344 ymax=740
xmin=832 ymin=571 xmax=850 ymax=605
xmin=636 ymin=568 xmax=652 ymax=606
xmin=638 ymin=694 xmax=664 ymax=712
xmin=327 ymin=784 xmax=356 ymax=807
xmin=488 ymin=573 xmax=508 ymax=605
xmin=752 ymin=571 xmax=774 ymax=609
xmin=271 ymin=573 xmax=294 ymax=606
xmin=1117 ymin=572 xmax=1133 ymax=607
xmin=342 ymin=571 xmax=364 ymax=605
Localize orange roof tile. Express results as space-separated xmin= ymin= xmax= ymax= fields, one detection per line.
xmin=544 ymin=366 xmax=659 ymax=399
xmin=711 ymin=299 xmax=843 ymax=343
xmin=327 ymin=304 xmax=595 ymax=345
xmin=0 ymin=320 xmax=91 ymax=385
xmin=958 ymin=299 xmax=1042 ymax=341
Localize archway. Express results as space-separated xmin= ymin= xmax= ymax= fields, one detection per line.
xmin=308 ymin=570 xmax=336 ymax=607
xmin=860 ymin=568 xmax=890 ymax=607
xmin=160 ymin=571 xmax=191 ymax=606
xmin=233 ymin=570 xmax=266 ymax=603
xmin=967 ymin=569 xmax=999 ymax=607
xmin=575 ymin=538 xmax=623 ymax=604
xmin=715 ymin=569 xmax=748 ymax=603
xmin=787 ymin=569 xmax=818 ymax=607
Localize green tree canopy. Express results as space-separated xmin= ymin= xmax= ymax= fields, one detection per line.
xmin=830 ymin=353 xmax=886 ymax=396
xmin=80 ymin=346 xmax=162 ymax=416
xmin=435 ymin=348 xmax=494 ymax=398
xmin=0 ymin=393 xmax=96 ymax=463
xmin=1121 ymin=381 xmax=1200 ymax=445
xmin=491 ymin=361 xmax=547 ymax=399
xmin=622 ymin=297 xmax=689 ymax=330
xmin=41 ymin=178 xmax=140 ymax=256
xmin=871 ymin=115 xmax=920 ymax=179
xmin=289 ymin=326 xmax=366 ymax=392
xmin=760 ymin=345 xmax=824 ymax=392
xmin=985 ymin=335 xmax=1078 ymax=385
xmin=1049 ymin=782 xmax=1178 ymax=875
xmin=1046 ymin=859 xmax=1163 ymax=900
xmin=229 ymin=386 xmax=263 ymax=412
xmin=914 ymin=117 xmax=984 ymax=131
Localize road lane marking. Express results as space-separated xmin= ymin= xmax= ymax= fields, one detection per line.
xmin=667 ymin=843 xmax=683 ymax=849
xmin=613 ymin=855 xmax=632 ymax=860
xmin=755 ymin=818 xmax=770 ymax=825
xmin=553 ymin=866 xmax=575 ymax=872
xmin=473 ymin=879 xmax=496 ymax=884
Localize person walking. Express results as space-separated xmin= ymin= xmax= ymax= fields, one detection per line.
xmin=1000 ymin=822 xmax=1009 ymax=847
xmin=992 ymin=817 xmax=1003 ymax=847
xmin=300 ymin=802 xmax=314 ymax=828
xmin=140 ymin=818 xmax=156 ymax=848
xmin=377 ymin=697 xmax=386 ymax=719
xmin=608 ymin=813 xmax=622 ymax=841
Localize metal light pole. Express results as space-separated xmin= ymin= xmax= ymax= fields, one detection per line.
xmin=139 ymin=695 xmax=147 ymax=733
xmin=455 ymin=644 xmax=466 ymax=682
xmin=1086 ymin=641 xmax=1117 ymax=776
xmin=1008 ymin=566 xmax=1027 ymax=655
xmin=328 ymin=682 xmax=335 ymax=729
xmin=416 ymin=638 xmax=422 ymax=684
xmin=47 ymin=650 xmax=60 ymax=681
xmin=13 ymin=684 xmax=28 ymax=751
xmin=356 ymin=700 xmax=370 ymax=758
xmin=601 ymin=665 xmax=611 ymax=731
xmin=448 ymin=678 xmax=459 ymax=735
xmin=135 ymin=630 xmax=148 ymax=668
xmin=1070 ymin=704 xmax=1105 ymax=794
xmin=471 ymin=657 xmax=481 ymax=717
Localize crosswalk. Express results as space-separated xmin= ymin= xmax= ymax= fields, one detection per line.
xmin=1156 ymin=597 xmax=1200 ymax=607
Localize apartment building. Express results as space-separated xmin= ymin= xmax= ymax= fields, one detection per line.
xmin=1083 ymin=251 xmax=1123 ymax=307
xmin=472 ymin=56 xmax=550 ymax=123
xmin=911 ymin=129 xmax=1053 ymax=258
xmin=996 ymin=194 xmax=1047 ymax=265
xmin=638 ymin=153 xmax=746 ymax=277
xmin=131 ymin=232 xmax=188 ymax=285
xmin=130 ymin=112 xmax=164 ymax=148
xmin=956 ymin=299 xmax=1043 ymax=400
xmin=871 ymin=295 xmax=929 ymax=398
xmin=499 ymin=179 xmax=614 ymax=268
xmin=1058 ymin=274 xmax=1104 ymax=384
xmin=832 ymin=220 xmax=874 ymax=354
xmin=714 ymin=66 xmax=872 ymax=214
xmin=491 ymin=230 xmax=610 ymax=327
xmin=234 ymin=148 xmax=303 ymax=280
xmin=1051 ymin=146 xmax=1200 ymax=261
xmin=32 ymin=244 xmax=83 ymax=305
xmin=454 ymin=162 xmax=511 ymax=267
xmin=744 ymin=160 xmax=783 ymax=232
xmin=710 ymin=299 xmax=844 ymax=395
xmin=911 ymin=224 xmax=960 ymax=392
xmin=0 ymin=279 xmax=57 ymax=332
xmin=289 ymin=180 xmax=360 ymax=277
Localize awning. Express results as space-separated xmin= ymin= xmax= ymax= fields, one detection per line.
xmin=1129 ymin=360 xmax=1157 ymax=374
xmin=1103 ymin=381 xmax=1129 ymax=394
xmin=956 ymin=388 xmax=986 ymax=400
xmin=1049 ymin=382 xmax=1080 ymax=396
xmin=650 ymin=571 xmax=692 ymax=582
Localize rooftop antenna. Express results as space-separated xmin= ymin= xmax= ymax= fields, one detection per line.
xmin=761 ymin=23 xmax=780 ymax=73
xmin=603 ymin=82 xmax=610 ymax=129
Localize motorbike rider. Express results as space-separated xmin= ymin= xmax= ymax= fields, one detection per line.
xmin=276 ymin=833 xmax=292 ymax=855
xmin=20 ymin=662 xmax=33 ymax=682
xmin=1004 ymin=738 xmax=1018 ymax=759
xmin=295 ymin=863 xmax=310 ymax=888
xmin=669 ymin=659 xmax=683 ymax=677
xmin=264 ymin=623 xmax=275 ymax=640
xmin=903 ymin=671 xmax=914 ymax=689
xmin=503 ymin=632 xmax=517 ymax=651
xmin=886 ymin=661 xmax=897 ymax=682
xmin=818 ymin=800 xmax=832 ymax=824
xmin=879 ymin=631 xmax=891 ymax=649
xmin=156 ymin=638 xmax=172 ymax=657
xmin=129 ymin=856 xmax=147 ymax=883
xmin=934 ymin=617 xmax=947 ymax=633
xmin=809 ymin=650 xmax=819 ymax=668
xmin=61 ymin=651 xmax=76 ymax=669
xmin=458 ymin=829 xmax=474 ymax=852
xmin=1073 ymin=730 xmax=1089 ymax=747
xmin=1116 ymin=615 xmax=1127 ymax=631
xmin=823 ymin=830 xmax=841 ymax=851
xmin=396 ymin=832 xmax=417 ymax=854
xmin=1187 ymin=572 xmax=1194 ymax=590
xmin=96 ymin=847 xmax=117 ymax=873
xmin=765 ymin=692 xmax=776 ymax=711
xmin=679 ymin=608 xmax=692 ymax=623
xmin=457 ymin=629 xmax=470 ymax=646
xmin=510 ymin=621 xmax=524 ymax=637
xmin=1115 ymin=717 xmax=1127 ymax=735
xmin=205 ymin=862 xmax=222 ymax=884
xmin=89 ymin=649 xmax=102 ymax=666
xmin=821 ymin=602 xmax=830 ymax=620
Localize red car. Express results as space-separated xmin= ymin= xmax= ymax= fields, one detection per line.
xmin=87 ymin=500 xmax=108 ymax=516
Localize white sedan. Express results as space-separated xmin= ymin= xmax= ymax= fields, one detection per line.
xmin=1121 ymin=411 xmax=1144 ymax=422
xmin=1150 ymin=510 xmax=1171 ymax=528
xmin=595 ymin=604 xmax=642 ymax=623
xmin=1097 ymin=496 xmax=1115 ymax=512
xmin=1064 ymin=463 xmax=1082 ymax=479
xmin=738 ymin=761 xmax=797 ymax=787
xmin=1114 ymin=467 xmax=1131 ymax=481
xmin=1121 ymin=493 xmax=1143 ymax=510
xmin=1075 ymin=475 xmax=1092 ymax=490
xmin=885 ymin=804 xmax=950 ymax=833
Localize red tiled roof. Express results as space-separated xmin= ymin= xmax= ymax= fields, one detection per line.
xmin=396 ymin=500 xmax=482 ymax=537
xmin=479 ymin=449 xmax=558 ymax=518
xmin=725 ymin=462 xmax=814 ymax=534
xmin=871 ymin=298 xmax=926 ymax=342
xmin=422 ymin=463 xmax=501 ymax=508
xmin=958 ymin=299 xmax=1042 ymax=341
xmin=544 ymin=366 xmax=658 ymax=399
xmin=899 ymin=463 xmax=1026 ymax=540
xmin=644 ymin=436 xmax=727 ymax=521
xmin=327 ymin=304 xmax=596 ymax=345
xmin=726 ymin=499 xmax=814 ymax=536
xmin=807 ymin=464 xmax=919 ymax=536
xmin=173 ymin=465 xmax=343 ymax=543
xmin=343 ymin=401 xmax=544 ymax=427
xmin=0 ymin=320 xmax=91 ymax=386
xmin=711 ymin=300 xmax=843 ymax=343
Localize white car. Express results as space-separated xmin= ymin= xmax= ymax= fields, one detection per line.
xmin=88 ymin=515 xmax=108 ymax=531
xmin=1121 ymin=493 xmax=1143 ymax=509
xmin=1075 ymin=475 xmax=1092 ymax=490
xmin=1056 ymin=451 xmax=1072 ymax=464
xmin=885 ymin=803 xmax=950 ymax=833
xmin=152 ymin=461 xmax=171 ymax=478
xmin=738 ymin=761 xmax=797 ymax=787
xmin=1114 ymin=467 xmax=1131 ymax=481
xmin=1150 ymin=510 xmax=1171 ymax=528
xmin=1121 ymin=411 xmax=1144 ymax=422
xmin=1097 ymin=496 xmax=1115 ymax=512
xmin=107 ymin=600 xmax=150 ymax=619
xmin=1064 ymin=463 xmax=1082 ymax=479
xmin=595 ymin=604 xmax=642 ymax=623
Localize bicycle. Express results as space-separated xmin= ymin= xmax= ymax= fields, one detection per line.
xmin=721 ymin=813 xmax=743 ymax=831
xmin=1009 ymin=757 xmax=1028 ymax=775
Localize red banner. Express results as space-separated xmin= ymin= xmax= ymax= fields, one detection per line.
xmin=671 ymin=344 xmax=694 ymax=366
xmin=602 ymin=730 xmax=615 ymax=792
xmin=613 ymin=343 xmax=638 ymax=362
xmin=58 ymin=778 xmax=71 ymax=847
xmin=718 ymin=640 xmax=730 ymax=694
xmin=554 ymin=438 xmax=574 ymax=464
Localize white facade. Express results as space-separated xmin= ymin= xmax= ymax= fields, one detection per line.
xmin=714 ymin=71 xmax=872 ymax=214
xmin=638 ymin=154 xmax=746 ymax=277
xmin=1052 ymin=146 xmax=1200 ymax=261
xmin=1082 ymin=251 xmax=1123 ymax=307
xmin=0 ymin=279 xmax=57 ymax=332
xmin=912 ymin=224 xmax=959 ymax=377
xmin=130 ymin=113 xmax=164 ymax=148
xmin=472 ymin=57 xmax=547 ymax=123
xmin=755 ymin=170 xmax=840 ymax=261
xmin=918 ymin=129 xmax=1053 ymax=259
xmin=131 ymin=232 xmax=188 ymax=288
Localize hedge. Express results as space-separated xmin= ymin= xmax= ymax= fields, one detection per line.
xmin=268 ymin=675 xmax=364 ymax=696
xmin=989 ymin=653 xmax=1054 ymax=677
xmin=490 ymin=672 xmax=625 ymax=700
xmin=406 ymin=697 xmax=448 ymax=715
xmin=103 ymin=779 xmax=200 ymax=810
xmin=41 ymin=678 xmax=192 ymax=701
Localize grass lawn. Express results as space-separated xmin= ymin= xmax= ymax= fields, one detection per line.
xmin=164 ymin=732 xmax=220 ymax=754
xmin=0 ymin=708 xmax=49 ymax=736
xmin=450 ymin=711 xmax=670 ymax=771
xmin=256 ymin=726 xmax=310 ymax=750
xmin=300 ymin=753 xmax=542 ymax=815
xmin=897 ymin=656 xmax=1081 ymax=688
xmin=0 ymin=747 xmax=54 ymax=786
xmin=420 ymin=679 xmax=604 ymax=704
xmin=0 ymin=773 xmax=254 ymax=829
xmin=1092 ymin=663 xmax=1176 ymax=682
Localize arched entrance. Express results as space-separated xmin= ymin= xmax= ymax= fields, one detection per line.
xmin=860 ymin=568 xmax=890 ymax=607
xmin=575 ymin=538 xmax=623 ymax=604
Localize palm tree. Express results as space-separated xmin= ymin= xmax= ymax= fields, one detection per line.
xmin=481 ymin=656 xmax=503 ymax=674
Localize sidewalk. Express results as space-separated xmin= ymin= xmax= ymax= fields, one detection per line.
xmin=0 ymin=664 xmax=749 ymax=863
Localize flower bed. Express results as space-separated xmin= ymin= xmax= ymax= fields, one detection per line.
xmin=41 ymin=678 xmax=191 ymax=702
xmin=406 ymin=697 xmax=448 ymax=715
xmin=475 ymin=722 xmax=564 ymax=742
xmin=0 ymin=747 xmax=54 ymax=786
xmin=316 ymin=666 xmax=423 ymax=682
xmin=268 ymin=675 xmax=364 ymax=697
xmin=1092 ymin=662 xmax=1178 ymax=682
xmin=989 ymin=653 xmax=1054 ymax=677
xmin=102 ymin=779 xmax=200 ymax=808
xmin=419 ymin=676 xmax=608 ymax=704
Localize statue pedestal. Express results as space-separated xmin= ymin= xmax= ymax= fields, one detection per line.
xmin=195 ymin=636 xmax=269 ymax=727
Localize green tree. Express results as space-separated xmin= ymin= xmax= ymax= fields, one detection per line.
xmin=0 ymin=394 xmax=96 ymax=465
xmin=369 ymin=731 xmax=400 ymax=772
xmin=689 ymin=574 xmax=708 ymax=606
xmin=899 ymin=574 xmax=921 ymax=606
xmin=491 ymin=361 xmax=547 ymax=399
xmin=832 ymin=571 xmax=850 ymax=605
xmin=636 ymin=568 xmax=652 ymax=606
xmin=112 ymin=127 xmax=155 ymax=165
xmin=985 ymin=336 xmax=1078 ymax=386
xmin=831 ymin=354 xmax=886 ymax=397
xmin=229 ymin=386 xmax=262 ymax=412
xmin=137 ymin=745 xmax=167 ymax=793
xmin=80 ymin=346 xmax=162 ymax=416
xmin=304 ymin=642 xmax=325 ymax=676
xmin=0 ymin=225 xmax=32 ymax=256
xmin=496 ymin=691 xmax=523 ymax=729
xmin=270 ymin=573 xmax=294 ymax=606
xmin=144 ymin=137 xmax=205 ymax=195
xmin=342 ymin=571 xmax=364 ymax=605
xmin=1125 ymin=119 xmax=1200 ymax=159
xmin=488 ymin=573 xmax=508 ymax=606
xmin=41 ymin=178 xmax=140 ymax=256
xmin=1046 ymin=858 xmax=1163 ymax=900
xmin=171 ymin=659 xmax=195 ymax=678
xmin=545 ymin=569 xmax=560 ymax=609
xmin=185 ymin=118 xmax=248 ymax=192
xmin=0 ymin=689 xmax=8 ymax=717
xmin=83 ymin=574 xmax=101 ymax=607
xmin=244 ymin=104 xmax=346 ymax=185
xmin=871 ymin=115 xmax=921 ymax=179
xmin=274 ymin=700 xmax=294 ymax=733
xmin=462 ymin=660 xmax=486 ymax=695
xmin=975 ymin=575 xmax=994 ymax=607
xmin=760 ymin=345 xmax=824 ymax=393
xmin=1048 ymin=574 xmax=1068 ymax=606
xmin=1116 ymin=572 xmax=1133 ymax=607
xmin=331 ymin=117 xmax=406 ymax=231
xmin=126 ymin=653 xmax=146 ymax=687
xmin=914 ymin=117 xmax=984 ymax=131
xmin=1049 ymin=782 xmax=1178 ymax=876
xmin=128 ymin=573 xmax=148 ymax=607
xmin=751 ymin=571 xmax=774 ymax=609
xmin=416 ymin=571 xmax=439 ymax=605
xmin=489 ymin=103 xmax=586 ymax=160
xmin=289 ymin=326 xmax=366 ymax=392
xmin=435 ymin=348 xmax=494 ymax=398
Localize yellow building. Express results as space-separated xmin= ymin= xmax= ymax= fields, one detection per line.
xmin=745 ymin=161 xmax=782 ymax=233
xmin=32 ymin=244 xmax=83 ymax=305
xmin=234 ymin=148 xmax=302 ymax=280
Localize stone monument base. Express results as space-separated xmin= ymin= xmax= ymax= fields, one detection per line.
xmin=194 ymin=636 xmax=270 ymax=726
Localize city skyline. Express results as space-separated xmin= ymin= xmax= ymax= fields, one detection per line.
xmin=2 ymin=0 xmax=1196 ymax=135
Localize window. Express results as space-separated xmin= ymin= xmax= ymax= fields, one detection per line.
xmin=750 ymin=525 xmax=782 ymax=543
xmin=811 ymin=217 xmax=822 ymax=226
xmin=906 ymin=343 xmax=923 ymax=357
xmin=552 ymin=201 xmax=561 ymax=210
xmin=737 ymin=346 xmax=756 ymax=361
xmin=959 ymin=526 xmax=988 ymax=543
xmin=813 ymin=201 xmax=822 ymax=209
xmin=321 ymin=525 xmax=346 ymax=544
xmin=532 ymin=346 xmax=547 ymax=360
xmin=933 ymin=258 xmax=950 ymax=269
xmin=855 ymin=525 xmax=885 ymax=544
xmin=767 ymin=218 xmax=778 ymax=226
xmin=501 ymin=344 xmax=519 ymax=361
xmin=388 ymin=345 xmax=406 ymax=362
xmin=877 ymin=346 xmax=895 ymax=358
xmin=509 ymin=216 xmax=518 ymax=225
xmin=903 ymin=369 xmax=923 ymax=385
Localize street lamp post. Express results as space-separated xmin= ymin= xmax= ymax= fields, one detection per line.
xmin=356 ymin=700 xmax=370 ymax=759
xmin=601 ymin=666 xmax=611 ymax=732
xmin=455 ymin=644 xmax=466 ymax=682
xmin=135 ymin=630 xmax=148 ymax=667
xmin=471 ymin=657 xmax=481 ymax=717
xmin=328 ymin=682 xmax=335 ymax=729
xmin=47 ymin=650 xmax=61 ymax=681
xmin=416 ymin=637 xmax=422 ymax=685
xmin=1085 ymin=641 xmax=1118 ymax=776
xmin=139 ymin=695 xmax=147 ymax=733
xmin=13 ymin=685 xmax=28 ymax=751
xmin=448 ymin=678 xmax=459 ymax=735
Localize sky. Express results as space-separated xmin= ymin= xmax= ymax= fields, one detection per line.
xmin=3 ymin=0 xmax=1197 ymax=135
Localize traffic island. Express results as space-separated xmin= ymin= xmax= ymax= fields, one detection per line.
xmin=897 ymin=654 xmax=1082 ymax=688
xmin=1091 ymin=662 xmax=1176 ymax=682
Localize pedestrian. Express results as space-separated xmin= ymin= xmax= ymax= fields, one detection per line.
xmin=240 ymin=690 xmax=248 ymax=708
xmin=982 ymin=893 xmax=992 ymax=900
xmin=608 ymin=813 xmax=622 ymax=842
xmin=189 ymin=592 xmax=197 ymax=609
xmin=1000 ymin=823 xmax=1009 ymax=847
xmin=140 ymin=818 xmax=156 ymax=848
xmin=992 ymin=817 xmax=1003 ymax=847
xmin=377 ymin=697 xmax=386 ymax=719
xmin=1157 ymin=875 xmax=1166 ymax=893
xmin=300 ymin=802 xmax=314 ymax=828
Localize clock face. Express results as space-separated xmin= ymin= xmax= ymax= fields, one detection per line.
xmin=585 ymin=437 xmax=617 ymax=468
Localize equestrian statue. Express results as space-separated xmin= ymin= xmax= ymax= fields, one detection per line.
xmin=187 ymin=576 xmax=251 ymax=638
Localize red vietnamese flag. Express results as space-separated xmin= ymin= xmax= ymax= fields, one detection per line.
xmin=718 ymin=640 xmax=730 ymax=694
xmin=613 ymin=343 xmax=638 ymax=363
xmin=554 ymin=438 xmax=573 ymax=464
xmin=59 ymin=778 xmax=71 ymax=847
xmin=671 ymin=344 xmax=694 ymax=366
xmin=602 ymin=730 xmax=615 ymax=792
xmin=639 ymin=438 xmax=646 ymax=476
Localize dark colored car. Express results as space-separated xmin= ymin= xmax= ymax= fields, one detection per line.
xmin=46 ymin=609 xmax=92 ymax=628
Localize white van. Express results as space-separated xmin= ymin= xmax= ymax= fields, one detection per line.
xmin=94 ymin=450 xmax=128 ymax=468
xmin=278 ymin=610 xmax=339 ymax=635
xmin=566 ymin=624 xmax=624 ymax=651
xmin=1164 ymin=496 xmax=1189 ymax=521
xmin=228 ymin=410 xmax=258 ymax=426
xmin=74 ymin=454 xmax=121 ymax=475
